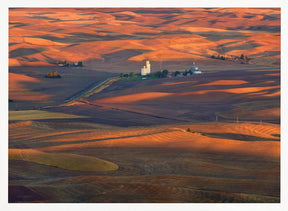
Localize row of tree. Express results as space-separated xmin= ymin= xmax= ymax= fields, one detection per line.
xmin=120 ymin=72 xmax=135 ymax=78
xmin=120 ymin=69 xmax=170 ymax=79
xmin=45 ymin=71 xmax=61 ymax=78
xmin=211 ymin=54 xmax=226 ymax=60
xmin=152 ymin=69 xmax=169 ymax=78
xmin=211 ymin=54 xmax=250 ymax=64
xmin=120 ymin=68 xmax=200 ymax=79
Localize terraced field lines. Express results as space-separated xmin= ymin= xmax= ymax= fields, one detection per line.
xmin=234 ymin=123 xmax=280 ymax=139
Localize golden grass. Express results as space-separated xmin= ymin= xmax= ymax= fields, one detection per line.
xmin=263 ymin=91 xmax=280 ymax=97
xmin=27 ymin=173 xmax=279 ymax=202
xmin=218 ymin=98 xmax=280 ymax=120
xmin=236 ymin=108 xmax=280 ymax=119
xmin=8 ymin=8 xmax=280 ymax=66
xmin=23 ymin=37 xmax=68 ymax=46
xmin=9 ymin=149 xmax=118 ymax=172
xmin=159 ymin=81 xmax=192 ymax=86
xmin=9 ymin=110 xmax=87 ymax=121
xmin=9 ymin=119 xmax=277 ymax=159
xmin=95 ymin=92 xmax=173 ymax=104
xmin=29 ymin=126 xmax=169 ymax=144
xmin=265 ymin=73 xmax=280 ymax=76
xmin=9 ymin=58 xmax=21 ymax=66
xmin=95 ymin=84 xmax=280 ymax=105
xmin=129 ymin=49 xmax=206 ymax=62
xmin=9 ymin=73 xmax=52 ymax=101
xmin=181 ymin=122 xmax=280 ymax=139
xmin=195 ymin=80 xmax=248 ymax=86
xmin=39 ymin=126 xmax=280 ymax=158
xmin=180 ymin=85 xmax=280 ymax=95
xmin=9 ymin=120 xmax=33 ymax=128
xmin=9 ymin=72 xmax=39 ymax=86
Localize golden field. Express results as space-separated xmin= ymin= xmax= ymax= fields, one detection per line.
xmin=8 ymin=8 xmax=280 ymax=203
xmin=9 ymin=68 xmax=280 ymax=203
xmin=9 ymin=118 xmax=279 ymax=202
xmin=9 ymin=8 xmax=280 ymax=68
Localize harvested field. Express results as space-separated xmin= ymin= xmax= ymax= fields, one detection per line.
xmin=8 ymin=8 xmax=280 ymax=203
xmin=85 ymin=69 xmax=280 ymax=124
xmin=9 ymin=67 xmax=115 ymax=110
xmin=9 ymin=68 xmax=280 ymax=203
xmin=9 ymin=119 xmax=280 ymax=202
xmin=38 ymin=128 xmax=279 ymax=158
xmin=22 ymin=175 xmax=279 ymax=203
xmin=9 ymin=8 xmax=280 ymax=67
xmin=9 ymin=72 xmax=51 ymax=102
xmin=194 ymin=80 xmax=248 ymax=86
xmin=95 ymin=92 xmax=173 ymax=103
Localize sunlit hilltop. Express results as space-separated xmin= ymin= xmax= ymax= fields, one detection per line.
xmin=9 ymin=8 xmax=280 ymax=67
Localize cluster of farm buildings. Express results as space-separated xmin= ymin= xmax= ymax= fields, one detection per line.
xmin=57 ymin=61 xmax=83 ymax=67
xmin=140 ymin=60 xmax=202 ymax=77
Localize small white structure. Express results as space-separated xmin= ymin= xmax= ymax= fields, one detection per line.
xmin=189 ymin=62 xmax=202 ymax=74
xmin=141 ymin=60 xmax=151 ymax=76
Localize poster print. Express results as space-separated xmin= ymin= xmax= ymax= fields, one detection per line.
xmin=8 ymin=7 xmax=280 ymax=203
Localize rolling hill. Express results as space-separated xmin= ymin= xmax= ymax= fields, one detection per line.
xmin=9 ymin=8 xmax=280 ymax=68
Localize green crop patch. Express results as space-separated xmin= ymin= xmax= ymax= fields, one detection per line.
xmin=9 ymin=110 xmax=87 ymax=121
xmin=9 ymin=149 xmax=119 ymax=172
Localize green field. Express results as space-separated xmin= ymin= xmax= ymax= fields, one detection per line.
xmin=9 ymin=149 xmax=119 ymax=172
xmin=9 ymin=110 xmax=87 ymax=121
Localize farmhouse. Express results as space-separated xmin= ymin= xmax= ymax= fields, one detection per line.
xmin=189 ymin=62 xmax=202 ymax=74
xmin=141 ymin=60 xmax=151 ymax=76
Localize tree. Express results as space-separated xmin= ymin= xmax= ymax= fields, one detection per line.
xmin=46 ymin=71 xmax=61 ymax=78
xmin=53 ymin=71 xmax=59 ymax=77
xmin=186 ymin=128 xmax=191 ymax=132
xmin=183 ymin=70 xmax=188 ymax=76
xmin=46 ymin=71 xmax=53 ymax=78
xmin=244 ymin=55 xmax=249 ymax=64
xmin=78 ymin=61 xmax=83 ymax=67
xmin=129 ymin=72 xmax=134 ymax=77
xmin=174 ymin=71 xmax=180 ymax=76
xmin=162 ymin=69 xmax=169 ymax=77
xmin=120 ymin=73 xmax=124 ymax=77
xmin=152 ymin=71 xmax=161 ymax=78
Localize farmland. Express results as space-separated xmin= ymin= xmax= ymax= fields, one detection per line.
xmin=9 ymin=119 xmax=280 ymax=202
xmin=9 ymin=66 xmax=116 ymax=110
xmin=9 ymin=68 xmax=280 ymax=203
xmin=8 ymin=8 xmax=280 ymax=203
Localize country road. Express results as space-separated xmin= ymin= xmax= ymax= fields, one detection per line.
xmin=43 ymin=75 xmax=191 ymax=123
xmin=63 ymin=77 xmax=120 ymax=106
xmin=39 ymin=77 xmax=120 ymax=109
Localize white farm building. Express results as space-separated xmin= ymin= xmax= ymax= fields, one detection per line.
xmin=141 ymin=60 xmax=151 ymax=76
xmin=189 ymin=62 xmax=202 ymax=74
